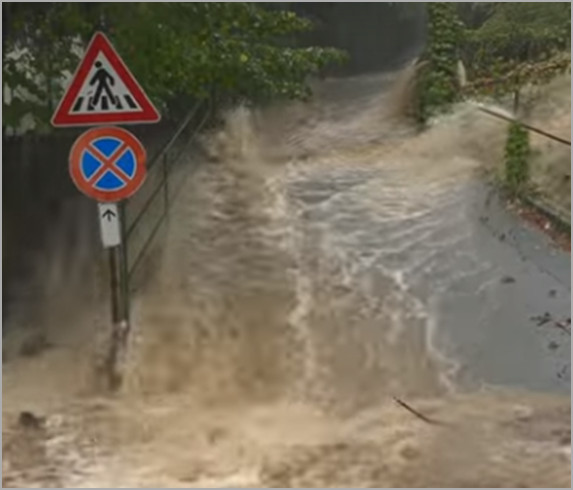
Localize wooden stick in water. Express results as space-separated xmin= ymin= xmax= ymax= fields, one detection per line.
xmin=393 ymin=396 xmax=443 ymax=426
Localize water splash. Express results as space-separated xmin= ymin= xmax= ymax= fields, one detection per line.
xmin=3 ymin=66 xmax=570 ymax=487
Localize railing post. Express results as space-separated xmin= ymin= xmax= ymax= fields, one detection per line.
xmin=121 ymin=102 xmax=206 ymax=288
xmin=162 ymin=152 xmax=169 ymax=215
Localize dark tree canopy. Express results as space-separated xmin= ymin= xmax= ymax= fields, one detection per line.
xmin=3 ymin=3 xmax=346 ymax=131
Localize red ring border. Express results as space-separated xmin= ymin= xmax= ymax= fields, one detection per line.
xmin=69 ymin=126 xmax=146 ymax=202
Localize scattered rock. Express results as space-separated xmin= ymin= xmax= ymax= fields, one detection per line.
xmin=399 ymin=444 xmax=420 ymax=460
xmin=531 ymin=312 xmax=552 ymax=326
xmin=500 ymin=275 xmax=516 ymax=284
xmin=553 ymin=318 xmax=571 ymax=335
xmin=548 ymin=289 xmax=557 ymax=298
xmin=19 ymin=333 xmax=51 ymax=358
xmin=548 ymin=341 xmax=560 ymax=351
xmin=18 ymin=411 xmax=45 ymax=430
xmin=499 ymin=233 xmax=506 ymax=241
xmin=556 ymin=365 xmax=570 ymax=380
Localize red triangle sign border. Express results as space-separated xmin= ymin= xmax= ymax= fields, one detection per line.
xmin=51 ymin=31 xmax=161 ymax=127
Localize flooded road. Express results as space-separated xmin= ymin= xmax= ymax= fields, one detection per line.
xmin=3 ymin=68 xmax=570 ymax=487
xmin=286 ymin=161 xmax=570 ymax=395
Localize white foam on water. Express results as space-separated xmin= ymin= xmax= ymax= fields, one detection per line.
xmin=3 ymin=65 xmax=570 ymax=487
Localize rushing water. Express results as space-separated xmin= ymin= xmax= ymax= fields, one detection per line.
xmin=3 ymin=67 xmax=570 ymax=487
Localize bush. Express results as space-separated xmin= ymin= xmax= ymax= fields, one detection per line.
xmin=416 ymin=3 xmax=464 ymax=122
xmin=504 ymin=121 xmax=530 ymax=194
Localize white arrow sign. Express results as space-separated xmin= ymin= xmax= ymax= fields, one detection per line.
xmin=98 ymin=203 xmax=121 ymax=248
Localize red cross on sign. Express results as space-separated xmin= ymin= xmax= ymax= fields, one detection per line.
xmin=69 ymin=126 xmax=146 ymax=202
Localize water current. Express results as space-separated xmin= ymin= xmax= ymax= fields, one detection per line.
xmin=3 ymin=66 xmax=570 ymax=488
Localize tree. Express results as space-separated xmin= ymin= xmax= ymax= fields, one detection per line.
xmin=3 ymin=3 xmax=94 ymax=131
xmin=462 ymin=2 xmax=571 ymax=111
xmin=504 ymin=121 xmax=530 ymax=194
xmin=3 ymin=3 xmax=346 ymax=133
xmin=415 ymin=3 xmax=465 ymax=122
xmin=460 ymin=3 xmax=571 ymax=196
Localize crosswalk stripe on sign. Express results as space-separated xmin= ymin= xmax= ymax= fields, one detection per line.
xmin=51 ymin=32 xmax=160 ymax=127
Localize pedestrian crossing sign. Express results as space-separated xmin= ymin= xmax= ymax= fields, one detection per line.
xmin=51 ymin=32 xmax=160 ymax=127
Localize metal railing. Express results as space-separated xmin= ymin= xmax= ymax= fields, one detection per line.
xmin=475 ymin=103 xmax=571 ymax=232
xmin=124 ymin=100 xmax=210 ymax=285
xmin=476 ymin=105 xmax=571 ymax=146
xmin=105 ymin=99 xmax=211 ymax=389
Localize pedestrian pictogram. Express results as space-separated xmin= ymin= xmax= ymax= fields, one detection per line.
xmin=52 ymin=32 xmax=160 ymax=127
xmin=69 ymin=126 xmax=147 ymax=202
xmin=89 ymin=61 xmax=119 ymax=111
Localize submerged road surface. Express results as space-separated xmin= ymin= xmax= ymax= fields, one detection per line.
xmin=286 ymin=162 xmax=570 ymax=395
xmin=3 ymin=69 xmax=570 ymax=488
xmin=271 ymin=72 xmax=571 ymax=402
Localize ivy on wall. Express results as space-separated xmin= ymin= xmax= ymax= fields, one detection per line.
xmin=504 ymin=121 xmax=530 ymax=195
xmin=415 ymin=3 xmax=464 ymax=123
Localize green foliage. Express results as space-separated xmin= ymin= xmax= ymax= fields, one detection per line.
xmin=416 ymin=3 xmax=464 ymax=122
xmin=456 ymin=3 xmax=497 ymax=30
xmin=458 ymin=4 xmax=569 ymax=196
xmin=504 ymin=121 xmax=530 ymax=194
xmin=462 ymin=3 xmax=571 ymax=102
xmin=3 ymin=3 xmax=346 ymax=131
xmin=470 ymin=2 xmax=570 ymax=48
xmin=3 ymin=3 xmax=94 ymax=130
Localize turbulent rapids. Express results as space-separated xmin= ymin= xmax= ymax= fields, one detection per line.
xmin=2 ymin=66 xmax=571 ymax=487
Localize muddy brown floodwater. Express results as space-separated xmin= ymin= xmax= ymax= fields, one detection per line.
xmin=3 ymin=67 xmax=571 ymax=487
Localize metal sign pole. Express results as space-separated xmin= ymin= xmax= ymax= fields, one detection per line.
xmin=100 ymin=202 xmax=130 ymax=391
xmin=119 ymin=201 xmax=130 ymax=323
xmin=105 ymin=243 xmax=123 ymax=390
xmin=52 ymin=31 xmax=160 ymax=393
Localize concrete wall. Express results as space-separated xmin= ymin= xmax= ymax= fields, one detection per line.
xmin=2 ymin=122 xmax=178 ymax=316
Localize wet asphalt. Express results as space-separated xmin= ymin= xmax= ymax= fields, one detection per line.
xmin=288 ymin=165 xmax=571 ymax=394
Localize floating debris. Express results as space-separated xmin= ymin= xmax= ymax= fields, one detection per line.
xmin=554 ymin=318 xmax=571 ymax=335
xmin=392 ymin=396 xmax=443 ymax=426
xmin=500 ymin=275 xmax=516 ymax=284
xmin=531 ymin=313 xmax=571 ymax=335
xmin=18 ymin=411 xmax=45 ymax=430
xmin=530 ymin=312 xmax=552 ymax=326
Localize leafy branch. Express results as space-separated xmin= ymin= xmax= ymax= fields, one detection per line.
xmin=3 ymin=3 xmax=347 ymax=132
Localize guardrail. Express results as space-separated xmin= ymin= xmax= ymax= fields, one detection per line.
xmin=126 ymin=100 xmax=210 ymax=283
xmin=475 ymin=105 xmax=571 ymax=146
xmin=475 ymin=103 xmax=571 ymax=233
